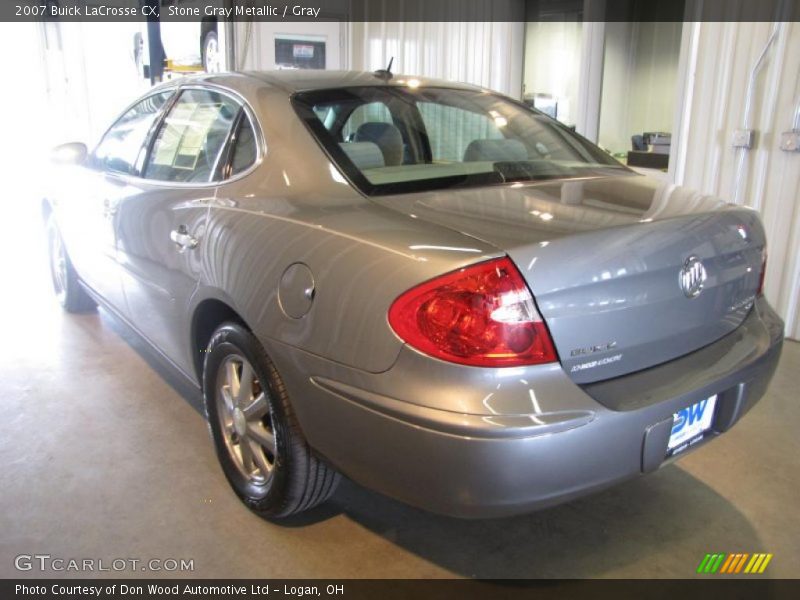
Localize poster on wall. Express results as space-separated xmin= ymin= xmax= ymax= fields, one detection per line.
xmin=275 ymin=34 xmax=327 ymax=69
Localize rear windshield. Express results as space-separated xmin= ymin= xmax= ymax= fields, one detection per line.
xmin=292 ymin=85 xmax=628 ymax=196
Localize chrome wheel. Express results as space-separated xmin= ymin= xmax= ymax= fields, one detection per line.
xmin=49 ymin=226 xmax=67 ymax=304
xmin=203 ymin=34 xmax=221 ymax=73
xmin=216 ymin=354 xmax=276 ymax=485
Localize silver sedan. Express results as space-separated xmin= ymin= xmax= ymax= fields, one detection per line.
xmin=45 ymin=70 xmax=783 ymax=518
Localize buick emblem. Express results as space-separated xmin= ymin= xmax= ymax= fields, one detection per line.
xmin=680 ymin=256 xmax=707 ymax=298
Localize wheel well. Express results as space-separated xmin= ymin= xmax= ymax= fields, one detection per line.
xmin=191 ymin=299 xmax=247 ymax=383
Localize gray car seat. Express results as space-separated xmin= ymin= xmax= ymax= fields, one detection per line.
xmin=355 ymin=122 xmax=404 ymax=166
xmin=463 ymin=139 xmax=529 ymax=162
xmin=339 ymin=142 xmax=385 ymax=170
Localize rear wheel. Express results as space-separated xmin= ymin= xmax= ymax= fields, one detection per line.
xmin=46 ymin=215 xmax=96 ymax=313
xmin=203 ymin=323 xmax=339 ymax=517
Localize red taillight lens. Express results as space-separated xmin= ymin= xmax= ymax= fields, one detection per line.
xmin=388 ymin=257 xmax=558 ymax=367
xmin=757 ymin=247 xmax=767 ymax=296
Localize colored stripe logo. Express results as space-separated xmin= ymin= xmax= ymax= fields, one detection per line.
xmin=697 ymin=553 xmax=773 ymax=574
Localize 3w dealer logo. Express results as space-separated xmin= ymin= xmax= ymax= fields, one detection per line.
xmin=697 ymin=552 xmax=773 ymax=574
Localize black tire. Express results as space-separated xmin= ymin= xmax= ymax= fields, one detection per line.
xmin=203 ymin=322 xmax=339 ymax=518
xmin=46 ymin=214 xmax=96 ymax=313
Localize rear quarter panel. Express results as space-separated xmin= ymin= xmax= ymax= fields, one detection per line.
xmin=194 ymin=84 xmax=502 ymax=373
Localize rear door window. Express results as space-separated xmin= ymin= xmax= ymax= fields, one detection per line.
xmin=143 ymin=89 xmax=239 ymax=183
xmin=228 ymin=115 xmax=258 ymax=177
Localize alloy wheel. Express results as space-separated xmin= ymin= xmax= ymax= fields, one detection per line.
xmin=215 ymin=354 xmax=276 ymax=485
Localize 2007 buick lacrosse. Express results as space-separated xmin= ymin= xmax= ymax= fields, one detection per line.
xmin=44 ymin=70 xmax=783 ymax=518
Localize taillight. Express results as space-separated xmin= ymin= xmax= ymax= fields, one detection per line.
xmin=757 ymin=247 xmax=767 ymax=296
xmin=388 ymin=257 xmax=558 ymax=367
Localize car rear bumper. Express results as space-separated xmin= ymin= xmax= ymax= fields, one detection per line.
xmin=267 ymin=296 xmax=783 ymax=518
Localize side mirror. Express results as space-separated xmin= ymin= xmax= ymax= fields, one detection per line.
xmin=51 ymin=142 xmax=88 ymax=165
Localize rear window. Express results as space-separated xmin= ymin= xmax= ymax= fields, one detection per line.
xmin=292 ymin=85 xmax=626 ymax=196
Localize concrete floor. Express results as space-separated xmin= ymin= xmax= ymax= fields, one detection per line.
xmin=1 ymin=203 xmax=798 ymax=579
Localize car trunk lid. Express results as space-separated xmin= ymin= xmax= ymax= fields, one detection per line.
xmin=375 ymin=175 xmax=766 ymax=383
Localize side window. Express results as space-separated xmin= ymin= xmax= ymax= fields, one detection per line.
xmin=341 ymin=102 xmax=393 ymax=141
xmin=418 ymin=102 xmax=505 ymax=162
xmin=144 ymin=89 xmax=239 ymax=183
xmin=94 ymin=92 xmax=173 ymax=175
xmin=228 ymin=115 xmax=258 ymax=177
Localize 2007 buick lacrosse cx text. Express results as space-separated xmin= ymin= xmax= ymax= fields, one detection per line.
xmin=44 ymin=69 xmax=783 ymax=519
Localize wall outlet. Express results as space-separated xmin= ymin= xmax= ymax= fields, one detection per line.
xmin=732 ymin=129 xmax=755 ymax=149
xmin=780 ymin=131 xmax=800 ymax=152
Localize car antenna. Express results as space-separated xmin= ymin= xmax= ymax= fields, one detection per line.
xmin=374 ymin=57 xmax=394 ymax=81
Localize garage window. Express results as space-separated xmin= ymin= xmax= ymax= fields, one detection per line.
xmin=93 ymin=91 xmax=173 ymax=175
xmin=144 ymin=89 xmax=239 ymax=183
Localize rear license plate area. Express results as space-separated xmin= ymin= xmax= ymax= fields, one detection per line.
xmin=666 ymin=395 xmax=717 ymax=458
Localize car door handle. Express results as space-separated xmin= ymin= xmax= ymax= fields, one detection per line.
xmin=170 ymin=227 xmax=199 ymax=251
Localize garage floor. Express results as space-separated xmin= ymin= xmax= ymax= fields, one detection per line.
xmin=1 ymin=202 xmax=798 ymax=579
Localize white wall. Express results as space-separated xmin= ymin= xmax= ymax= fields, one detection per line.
xmin=598 ymin=21 xmax=633 ymax=151
xmin=0 ymin=22 xmax=49 ymax=173
xmin=3 ymin=22 xmax=147 ymax=151
xmin=628 ymin=23 xmax=682 ymax=137
xmin=673 ymin=21 xmax=800 ymax=339
xmin=0 ymin=20 xmax=149 ymax=214
xmin=523 ymin=21 xmax=582 ymax=125
xmin=598 ymin=21 xmax=682 ymax=154
xmin=348 ymin=22 xmax=524 ymax=97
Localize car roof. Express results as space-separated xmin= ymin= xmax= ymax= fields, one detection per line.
xmin=158 ymin=70 xmax=485 ymax=95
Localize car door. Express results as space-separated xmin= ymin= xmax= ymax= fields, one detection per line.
xmin=58 ymin=91 xmax=174 ymax=314
xmin=116 ymin=86 xmax=249 ymax=376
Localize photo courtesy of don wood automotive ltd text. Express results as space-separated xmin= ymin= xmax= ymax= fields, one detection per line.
xmin=0 ymin=0 xmax=798 ymax=598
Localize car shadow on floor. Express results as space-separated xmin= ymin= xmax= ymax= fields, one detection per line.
xmin=321 ymin=468 xmax=760 ymax=578
xmin=100 ymin=307 xmax=762 ymax=579
xmin=101 ymin=310 xmax=206 ymax=416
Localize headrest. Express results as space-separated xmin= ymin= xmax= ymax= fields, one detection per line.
xmin=339 ymin=142 xmax=385 ymax=170
xmin=355 ymin=122 xmax=404 ymax=166
xmin=463 ymin=139 xmax=528 ymax=162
